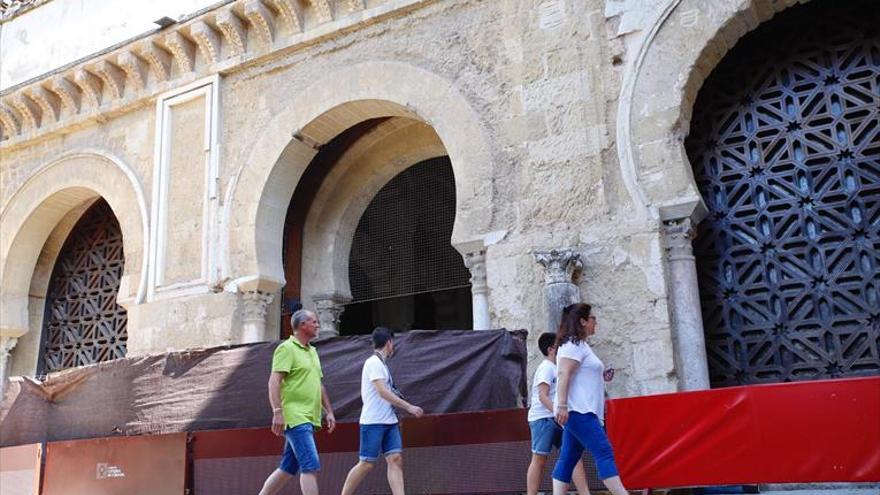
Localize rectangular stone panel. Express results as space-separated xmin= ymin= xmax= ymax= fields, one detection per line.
xmin=162 ymin=93 xmax=207 ymax=286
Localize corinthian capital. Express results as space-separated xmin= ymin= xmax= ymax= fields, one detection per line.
xmin=242 ymin=290 xmax=275 ymax=323
xmin=662 ymin=218 xmax=697 ymax=261
xmin=533 ymin=249 xmax=582 ymax=285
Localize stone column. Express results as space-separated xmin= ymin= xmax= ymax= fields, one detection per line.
xmin=463 ymin=247 xmax=490 ymax=330
xmin=241 ymin=290 xmax=275 ymax=343
xmin=533 ymin=249 xmax=583 ymax=334
xmin=0 ymin=337 xmax=18 ymax=396
xmin=313 ymin=292 xmax=349 ymax=339
xmin=663 ymin=217 xmax=711 ymax=391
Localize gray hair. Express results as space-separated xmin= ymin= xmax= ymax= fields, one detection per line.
xmin=291 ymin=309 xmax=314 ymax=330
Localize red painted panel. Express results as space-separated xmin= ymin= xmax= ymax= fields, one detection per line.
xmin=43 ymin=433 xmax=186 ymax=495
xmin=606 ymin=376 xmax=880 ymax=488
xmin=0 ymin=443 xmax=41 ymax=495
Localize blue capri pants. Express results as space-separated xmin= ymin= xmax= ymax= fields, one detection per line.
xmin=552 ymin=411 xmax=619 ymax=482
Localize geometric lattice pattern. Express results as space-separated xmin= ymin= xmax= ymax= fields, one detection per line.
xmin=41 ymin=199 xmax=128 ymax=373
xmin=348 ymin=157 xmax=471 ymax=303
xmin=685 ymin=0 xmax=880 ymax=387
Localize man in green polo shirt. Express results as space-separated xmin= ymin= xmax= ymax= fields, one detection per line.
xmin=258 ymin=309 xmax=336 ymax=495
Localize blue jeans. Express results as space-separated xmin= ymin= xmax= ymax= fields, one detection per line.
xmin=529 ymin=417 xmax=563 ymax=455
xmin=552 ymin=412 xmax=619 ymax=482
xmin=359 ymin=423 xmax=403 ymax=462
xmin=279 ymin=423 xmax=321 ymax=475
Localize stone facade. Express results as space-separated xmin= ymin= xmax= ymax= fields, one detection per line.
xmin=0 ymin=0 xmax=809 ymax=397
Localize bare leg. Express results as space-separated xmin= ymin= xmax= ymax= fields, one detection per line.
xmin=526 ymin=454 xmax=547 ymax=495
xmin=340 ymin=461 xmax=374 ymax=495
xmin=552 ymin=478 xmax=570 ymax=495
xmin=299 ymin=472 xmax=319 ymax=495
xmin=571 ymin=461 xmax=591 ymax=495
xmin=258 ymin=469 xmax=293 ymax=495
xmin=386 ymin=453 xmax=405 ymax=495
xmin=602 ymin=475 xmax=629 ymax=495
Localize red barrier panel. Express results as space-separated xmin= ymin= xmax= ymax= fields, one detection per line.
xmin=0 ymin=443 xmax=41 ymax=495
xmin=191 ymin=410 xmax=603 ymax=494
xmin=606 ymin=376 xmax=880 ymax=488
xmin=43 ymin=433 xmax=187 ymax=495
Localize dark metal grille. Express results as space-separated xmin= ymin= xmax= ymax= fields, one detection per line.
xmin=685 ymin=0 xmax=880 ymax=387
xmin=41 ymin=199 xmax=128 ymax=373
xmin=349 ymin=157 xmax=470 ymax=303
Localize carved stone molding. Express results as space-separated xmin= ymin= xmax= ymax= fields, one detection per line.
xmin=533 ymin=249 xmax=582 ymax=285
xmin=663 ymin=217 xmax=696 ymax=261
xmin=313 ymin=292 xmax=349 ymax=338
xmin=463 ymin=248 xmax=488 ymax=295
xmin=242 ymin=290 xmax=275 ymax=323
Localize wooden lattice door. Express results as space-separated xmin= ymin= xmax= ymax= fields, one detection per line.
xmin=40 ymin=199 xmax=128 ymax=373
xmin=685 ymin=0 xmax=880 ymax=387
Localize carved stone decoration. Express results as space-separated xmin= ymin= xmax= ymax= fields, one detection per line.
xmin=50 ymin=76 xmax=82 ymax=114
xmin=241 ymin=290 xmax=276 ymax=343
xmin=664 ymin=217 xmax=696 ymax=261
xmin=137 ymin=41 xmax=172 ymax=82
xmin=462 ymin=246 xmax=491 ymax=330
xmin=28 ymin=86 xmax=60 ymax=123
xmin=92 ymin=60 xmax=125 ymax=99
xmin=74 ymin=69 xmax=103 ymax=108
xmin=266 ymin=0 xmax=303 ymax=33
xmin=117 ymin=50 xmax=148 ymax=91
xmin=533 ymin=248 xmax=583 ymax=285
xmin=534 ymin=248 xmax=583 ymax=335
xmin=216 ymin=8 xmax=247 ymax=56
xmin=9 ymin=93 xmax=40 ymax=131
xmin=244 ymin=0 xmax=275 ymax=45
xmin=310 ymin=0 xmax=333 ymax=24
xmin=0 ymin=337 xmax=18 ymax=395
xmin=0 ymin=105 xmax=21 ymax=138
xmin=165 ymin=31 xmax=196 ymax=73
xmin=190 ymin=21 xmax=221 ymax=64
xmin=313 ymin=292 xmax=350 ymax=338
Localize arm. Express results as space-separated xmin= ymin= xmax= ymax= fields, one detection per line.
xmin=555 ymin=357 xmax=578 ymax=426
xmin=537 ymin=382 xmax=553 ymax=413
xmin=321 ymin=383 xmax=336 ymax=433
xmin=268 ymin=371 xmax=286 ymax=436
xmin=373 ymin=380 xmax=424 ymax=417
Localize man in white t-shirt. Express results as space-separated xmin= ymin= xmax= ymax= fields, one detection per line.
xmin=341 ymin=327 xmax=424 ymax=495
xmin=527 ymin=333 xmax=591 ymax=495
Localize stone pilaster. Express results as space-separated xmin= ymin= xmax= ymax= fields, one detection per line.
xmin=533 ymin=249 xmax=583 ymax=334
xmin=241 ymin=290 xmax=275 ymax=343
xmin=663 ymin=217 xmax=710 ymax=391
xmin=0 ymin=337 xmax=18 ymax=396
xmin=313 ymin=292 xmax=349 ymax=338
xmin=463 ymin=247 xmax=490 ymax=330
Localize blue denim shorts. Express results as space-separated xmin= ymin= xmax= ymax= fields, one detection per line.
xmin=529 ymin=417 xmax=563 ymax=455
xmin=279 ymin=423 xmax=321 ymax=475
xmin=359 ymin=423 xmax=403 ymax=462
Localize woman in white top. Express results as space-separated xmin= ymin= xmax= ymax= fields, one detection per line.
xmin=552 ymin=303 xmax=630 ymax=495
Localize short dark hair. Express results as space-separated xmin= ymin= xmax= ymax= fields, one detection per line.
xmin=372 ymin=327 xmax=394 ymax=349
xmin=538 ymin=333 xmax=557 ymax=356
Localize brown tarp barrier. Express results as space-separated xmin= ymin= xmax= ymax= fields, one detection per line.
xmin=1 ymin=329 xmax=527 ymax=446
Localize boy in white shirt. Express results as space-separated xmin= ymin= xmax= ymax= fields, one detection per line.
xmin=527 ymin=333 xmax=591 ymax=495
xmin=341 ymin=327 xmax=424 ymax=495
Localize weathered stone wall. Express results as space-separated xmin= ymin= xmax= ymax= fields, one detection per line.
xmin=0 ymin=0 xmax=807 ymax=397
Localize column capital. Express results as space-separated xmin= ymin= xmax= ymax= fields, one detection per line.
xmin=533 ymin=249 xmax=582 ymax=285
xmin=242 ymin=290 xmax=275 ymax=323
xmin=0 ymin=337 xmax=18 ymax=358
xmin=462 ymin=248 xmax=488 ymax=295
xmin=313 ymin=292 xmax=350 ymax=338
xmin=662 ymin=217 xmax=697 ymax=261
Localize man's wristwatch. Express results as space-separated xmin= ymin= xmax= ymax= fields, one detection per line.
xmin=273 ymin=407 xmax=282 ymax=413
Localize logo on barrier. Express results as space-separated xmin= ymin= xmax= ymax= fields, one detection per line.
xmin=96 ymin=462 xmax=125 ymax=479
